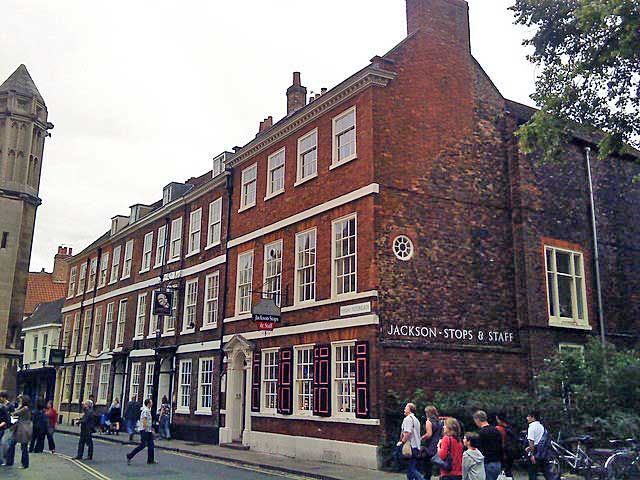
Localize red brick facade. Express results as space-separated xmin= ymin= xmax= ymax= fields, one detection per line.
xmin=57 ymin=0 xmax=640 ymax=468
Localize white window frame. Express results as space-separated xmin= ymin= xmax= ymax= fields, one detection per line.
xmin=109 ymin=245 xmax=121 ymax=284
xmin=72 ymin=364 xmax=84 ymax=402
xmin=103 ymin=302 xmax=114 ymax=352
xmin=187 ymin=208 xmax=202 ymax=256
xmin=265 ymin=147 xmax=286 ymax=199
xmin=134 ymin=293 xmax=147 ymax=339
xmin=331 ymin=106 xmax=357 ymax=168
xmin=97 ymin=363 xmax=110 ymax=404
xmin=544 ymin=245 xmax=589 ymax=328
xmin=130 ymin=362 xmax=141 ymax=402
xmin=63 ymin=315 xmax=72 ymax=355
xmin=197 ymin=357 xmax=214 ymax=414
xmin=140 ymin=232 xmax=153 ymax=272
xmin=177 ymin=359 xmax=192 ymax=413
xmin=87 ymin=257 xmax=98 ymax=290
xmin=559 ymin=343 xmax=586 ymax=356
xmin=84 ymin=364 xmax=95 ymax=401
xmin=144 ymin=362 xmax=154 ymax=401
xmin=32 ymin=334 xmax=39 ymax=363
xmin=63 ymin=367 xmax=73 ymax=402
xmin=92 ymin=306 xmax=103 ymax=355
xmin=170 ymin=217 xmax=183 ymax=261
xmin=155 ymin=225 xmax=167 ymax=268
xmin=296 ymin=128 xmax=318 ymax=185
xmin=121 ymin=239 xmax=134 ymax=279
xmin=116 ymin=299 xmax=127 ymax=347
xmin=239 ymin=164 xmax=257 ymax=211
xmin=98 ymin=252 xmax=109 ymax=288
xmin=202 ymin=272 xmax=219 ymax=330
xmin=163 ymin=290 xmax=178 ymax=334
xmin=67 ymin=266 xmax=77 ymax=298
xmin=41 ymin=333 xmax=48 ymax=362
xmin=294 ymin=228 xmax=316 ymax=305
xmin=182 ymin=279 xmax=198 ymax=333
xmin=332 ymin=341 xmax=356 ymax=418
xmin=77 ymin=263 xmax=87 ymax=296
xmin=331 ymin=214 xmax=358 ymax=298
xmin=263 ymin=240 xmax=282 ymax=306
xmin=294 ymin=345 xmax=314 ymax=415
xmin=212 ymin=154 xmax=225 ymax=177
xmin=71 ymin=312 xmax=80 ymax=354
xmin=81 ymin=310 xmax=91 ymax=354
xmin=206 ymin=198 xmax=222 ymax=248
xmin=235 ymin=250 xmax=254 ymax=314
xmin=261 ymin=348 xmax=279 ymax=413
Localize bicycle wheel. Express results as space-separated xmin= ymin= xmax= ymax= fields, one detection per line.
xmin=548 ymin=452 xmax=563 ymax=479
xmin=606 ymin=452 xmax=640 ymax=479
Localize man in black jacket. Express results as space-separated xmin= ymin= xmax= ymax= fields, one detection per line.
xmin=473 ymin=410 xmax=504 ymax=480
xmin=124 ymin=396 xmax=141 ymax=442
xmin=74 ymin=401 xmax=95 ymax=460
xmin=0 ymin=391 xmax=11 ymax=465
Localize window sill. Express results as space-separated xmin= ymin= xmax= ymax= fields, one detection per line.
xmin=185 ymin=250 xmax=201 ymax=259
xmin=548 ymin=319 xmax=592 ymax=331
xmin=329 ymin=155 xmax=357 ymax=171
xmin=133 ymin=336 xmax=144 ymax=341
xmin=264 ymin=190 xmax=284 ymax=202
xmin=167 ymin=257 xmax=181 ymax=264
xmin=108 ymin=280 xmax=118 ymax=286
xmin=120 ymin=275 xmax=131 ymax=281
xmin=174 ymin=408 xmax=190 ymax=415
xmin=139 ymin=268 xmax=150 ymax=274
xmin=238 ymin=203 xmax=256 ymax=214
xmin=294 ymin=173 xmax=318 ymax=187
xmin=223 ymin=313 xmax=252 ymax=323
xmin=251 ymin=411 xmax=379 ymax=425
xmin=205 ymin=241 xmax=221 ymax=251
xmin=161 ymin=331 xmax=175 ymax=337
xmin=194 ymin=410 xmax=212 ymax=416
xmin=200 ymin=323 xmax=218 ymax=331
xmin=180 ymin=329 xmax=196 ymax=335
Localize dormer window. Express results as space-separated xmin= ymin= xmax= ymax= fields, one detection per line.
xmin=212 ymin=152 xmax=227 ymax=178
xmin=163 ymin=185 xmax=173 ymax=206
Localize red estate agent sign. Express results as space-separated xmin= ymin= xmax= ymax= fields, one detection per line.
xmin=252 ymin=298 xmax=281 ymax=331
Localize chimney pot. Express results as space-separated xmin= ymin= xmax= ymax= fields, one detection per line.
xmin=293 ymin=72 xmax=301 ymax=86
xmin=321 ymin=88 xmax=327 ymax=95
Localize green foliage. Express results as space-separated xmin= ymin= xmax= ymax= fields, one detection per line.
xmin=381 ymin=339 xmax=640 ymax=469
xmin=511 ymin=0 xmax=640 ymax=163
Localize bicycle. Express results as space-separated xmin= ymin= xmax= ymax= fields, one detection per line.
xmin=605 ymin=438 xmax=640 ymax=479
xmin=549 ymin=434 xmax=610 ymax=479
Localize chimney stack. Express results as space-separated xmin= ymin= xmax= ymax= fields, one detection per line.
xmin=286 ymin=72 xmax=307 ymax=115
xmin=258 ymin=116 xmax=273 ymax=134
xmin=405 ymin=0 xmax=470 ymax=51
xmin=52 ymin=245 xmax=72 ymax=283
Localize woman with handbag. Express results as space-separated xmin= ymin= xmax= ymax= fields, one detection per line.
xmin=434 ymin=417 xmax=464 ymax=480
xmin=421 ymin=405 xmax=442 ymax=480
xmin=5 ymin=395 xmax=32 ymax=469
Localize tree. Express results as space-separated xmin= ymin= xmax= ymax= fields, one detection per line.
xmin=511 ymin=0 xmax=640 ymax=163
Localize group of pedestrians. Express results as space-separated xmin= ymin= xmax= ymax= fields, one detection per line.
xmin=0 ymin=391 xmax=58 ymax=469
xmin=399 ymin=403 xmax=559 ymax=480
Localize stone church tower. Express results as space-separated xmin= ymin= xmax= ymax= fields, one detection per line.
xmin=0 ymin=65 xmax=53 ymax=394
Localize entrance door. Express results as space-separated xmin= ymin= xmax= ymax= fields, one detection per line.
xmin=229 ymin=352 xmax=247 ymax=442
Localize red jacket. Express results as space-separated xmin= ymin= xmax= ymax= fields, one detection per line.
xmin=45 ymin=407 xmax=57 ymax=429
xmin=439 ymin=435 xmax=464 ymax=477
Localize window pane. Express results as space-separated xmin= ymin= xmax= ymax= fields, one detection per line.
xmin=547 ymin=272 xmax=557 ymax=317
xmin=556 ymin=251 xmax=571 ymax=274
xmin=576 ymin=280 xmax=585 ymax=320
xmin=557 ymin=275 xmax=573 ymax=318
xmin=573 ymin=254 xmax=583 ymax=277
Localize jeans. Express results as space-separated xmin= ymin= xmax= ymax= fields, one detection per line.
xmin=159 ymin=417 xmax=170 ymax=439
xmin=29 ymin=430 xmax=45 ymax=453
xmin=527 ymin=457 xmax=559 ymax=480
xmin=485 ymin=461 xmax=502 ymax=480
xmin=77 ymin=431 xmax=93 ymax=459
xmin=6 ymin=440 xmax=29 ymax=468
xmin=407 ymin=448 xmax=426 ymax=480
xmin=127 ymin=431 xmax=154 ymax=463
xmin=46 ymin=429 xmax=56 ymax=451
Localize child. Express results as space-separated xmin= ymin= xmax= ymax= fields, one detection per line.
xmin=463 ymin=432 xmax=486 ymax=480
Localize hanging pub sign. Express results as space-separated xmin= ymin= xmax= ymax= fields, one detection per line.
xmin=252 ymin=297 xmax=281 ymax=331
xmin=152 ymin=289 xmax=174 ymax=316
xmin=48 ymin=348 xmax=66 ymax=366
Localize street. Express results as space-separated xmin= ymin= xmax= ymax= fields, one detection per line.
xmin=1 ymin=433 xmax=311 ymax=480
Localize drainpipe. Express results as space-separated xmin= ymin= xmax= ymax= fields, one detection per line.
xmin=585 ymin=146 xmax=606 ymax=347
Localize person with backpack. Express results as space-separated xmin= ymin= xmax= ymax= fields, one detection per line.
xmin=525 ymin=411 xmax=558 ymax=480
xmin=421 ymin=405 xmax=442 ymax=480
xmin=495 ymin=412 xmax=519 ymax=479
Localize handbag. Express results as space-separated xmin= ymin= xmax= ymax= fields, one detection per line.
xmin=431 ymin=436 xmax=453 ymax=471
xmin=401 ymin=439 xmax=413 ymax=459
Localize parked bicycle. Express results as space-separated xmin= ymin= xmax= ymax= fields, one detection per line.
xmin=605 ymin=438 xmax=640 ymax=479
xmin=548 ymin=434 xmax=611 ymax=479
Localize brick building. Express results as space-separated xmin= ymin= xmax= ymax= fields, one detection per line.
xmin=58 ymin=0 xmax=640 ymax=469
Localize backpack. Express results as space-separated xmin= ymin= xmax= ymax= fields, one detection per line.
xmin=535 ymin=428 xmax=553 ymax=461
xmin=504 ymin=426 xmax=523 ymax=460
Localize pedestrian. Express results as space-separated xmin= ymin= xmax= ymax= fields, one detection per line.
xmin=472 ymin=410 xmax=503 ymax=480
xmin=74 ymin=400 xmax=96 ymax=461
xmin=0 ymin=391 xmax=12 ymax=465
xmin=495 ymin=412 xmax=518 ymax=480
xmin=5 ymin=395 xmax=32 ymax=469
xmin=126 ymin=398 xmax=156 ymax=465
xmin=124 ymin=395 xmax=141 ymax=442
xmin=44 ymin=400 xmax=57 ymax=453
xmin=397 ymin=403 xmax=425 ymax=480
xmin=462 ymin=432 xmax=486 ymax=480
xmin=107 ymin=397 xmax=122 ymax=435
xmin=158 ymin=395 xmax=171 ymax=440
xmin=421 ymin=405 xmax=442 ymax=480
xmin=437 ymin=417 xmax=464 ymax=480
xmin=525 ymin=411 xmax=558 ymax=480
xmin=29 ymin=399 xmax=47 ymax=453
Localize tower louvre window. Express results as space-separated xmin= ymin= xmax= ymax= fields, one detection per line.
xmin=1 ymin=232 xmax=8 ymax=249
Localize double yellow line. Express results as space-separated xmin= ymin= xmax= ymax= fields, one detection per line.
xmin=56 ymin=452 xmax=112 ymax=480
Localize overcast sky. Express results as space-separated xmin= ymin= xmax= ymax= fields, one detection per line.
xmin=1 ymin=0 xmax=538 ymax=272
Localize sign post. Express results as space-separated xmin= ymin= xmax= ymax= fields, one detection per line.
xmin=252 ymin=297 xmax=281 ymax=331
xmin=48 ymin=348 xmax=66 ymax=367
